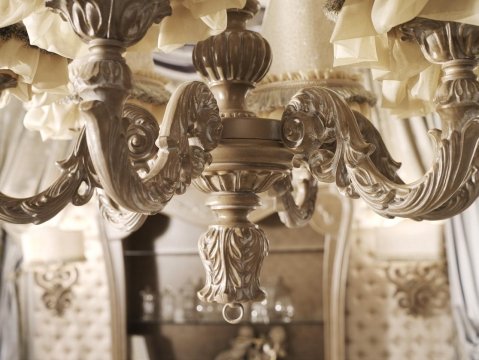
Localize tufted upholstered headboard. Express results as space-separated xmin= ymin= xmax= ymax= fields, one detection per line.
xmin=24 ymin=223 xmax=114 ymax=360
xmin=345 ymin=223 xmax=456 ymax=360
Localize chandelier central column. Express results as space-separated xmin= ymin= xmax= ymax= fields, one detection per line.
xmin=192 ymin=0 xmax=310 ymax=323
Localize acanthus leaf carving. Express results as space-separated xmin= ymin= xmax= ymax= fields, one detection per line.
xmin=281 ymin=86 xmax=479 ymax=220
xmin=272 ymin=170 xmax=318 ymax=228
xmin=198 ymin=224 xmax=268 ymax=304
xmin=124 ymin=103 xmax=160 ymax=175
xmin=97 ymin=189 xmax=147 ymax=233
xmin=83 ymin=81 xmax=222 ymax=214
xmin=0 ymin=130 xmax=100 ymax=224
xmin=46 ymin=0 xmax=171 ymax=47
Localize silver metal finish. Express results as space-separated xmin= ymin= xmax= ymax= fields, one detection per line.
xmin=0 ymin=1 xmax=478 ymax=323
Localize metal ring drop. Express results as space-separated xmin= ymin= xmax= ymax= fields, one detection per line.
xmin=222 ymin=302 xmax=244 ymax=324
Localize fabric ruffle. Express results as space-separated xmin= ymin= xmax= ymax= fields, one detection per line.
xmin=0 ymin=0 xmax=245 ymax=139
xmin=23 ymin=93 xmax=83 ymax=141
xmin=0 ymin=0 xmax=42 ymax=28
xmin=0 ymin=25 xmax=73 ymax=139
xmin=0 ymin=34 xmax=69 ymax=104
xmin=158 ymin=0 xmax=245 ymax=52
xmin=331 ymin=0 xmax=479 ymax=117
xmin=248 ymin=69 xmax=376 ymax=117
xmin=5 ymin=0 xmax=246 ymax=57
xmin=23 ymin=53 xmax=173 ymax=141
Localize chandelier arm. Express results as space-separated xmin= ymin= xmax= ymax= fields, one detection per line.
xmin=281 ymin=86 xmax=479 ymax=220
xmin=0 ymin=130 xmax=99 ymax=224
xmin=96 ymin=189 xmax=147 ymax=233
xmin=45 ymin=0 xmax=224 ymax=215
xmin=81 ymin=81 xmax=222 ymax=214
xmin=272 ymin=173 xmax=318 ymax=228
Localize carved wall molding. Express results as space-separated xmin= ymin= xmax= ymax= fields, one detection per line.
xmin=386 ymin=261 xmax=450 ymax=317
xmin=33 ymin=263 xmax=80 ymax=316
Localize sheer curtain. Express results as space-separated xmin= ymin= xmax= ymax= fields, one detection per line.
xmin=0 ymin=98 xmax=72 ymax=360
xmin=0 ymin=231 xmax=23 ymax=360
xmin=446 ymin=202 xmax=479 ymax=360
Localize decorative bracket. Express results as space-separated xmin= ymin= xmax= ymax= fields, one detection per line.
xmin=386 ymin=262 xmax=449 ymax=317
xmin=34 ymin=263 xmax=80 ymax=316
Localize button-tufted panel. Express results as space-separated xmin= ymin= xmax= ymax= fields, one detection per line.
xmin=346 ymin=227 xmax=455 ymax=360
xmin=28 ymin=233 xmax=112 ymax=360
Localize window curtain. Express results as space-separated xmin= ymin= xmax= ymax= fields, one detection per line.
xmin=446 ymin=202 xmax=479 ymax=359
xmin=0 ymin=98 xmax=72 ymax=360
xmin=0 ymin=231 xmax=23 ymax=360
xmin=0 ymin=98 xmax=27 ymax=360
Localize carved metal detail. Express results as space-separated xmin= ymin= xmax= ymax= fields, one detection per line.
xmin=193 ymin=0 xmax=270 ymax=118
xmin=0 ymin=130 xmax=99 ymax=224
xmin=46 ymin=0 xmax=223 ymax=216
xmin=195 ymin=170 xmax=285 ymax=193
xmin=198 ymin=225 xmax=268 ymax=304
xmin=386 ymin=262 xmax=449 ymax=317
xmin=80 ymin=79 xmax=221 ymax=213
xmin=399 ymin=19 xmax=479 ymax=112
xmin=281 ymin=86 xmax=479 ymax=220
xmin=124 ymin=103 xmax=160 ymax=175
xmin=97 ymin=190 xmax=147 ymax=233
xmin=0 ymin=0 xmax=477 ymax=328
xmin=272 ymin=172 xmax=318 ymax=228
xmin=197 ymin=192 xmax=268 ymax=324
xmin=279 ymin=19 xmax=479 ymax=221
xmin=34 ymin=263 xmax=80 ymax=316
xmin=46 ymin=0 xmax=171 ymax=47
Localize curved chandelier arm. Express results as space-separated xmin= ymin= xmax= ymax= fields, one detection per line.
xmin=45 ymin=0 xmax=223 ymax=215
xmin=0 ymin=130 xmax=99 ymax=224
xmin=281 ymin=87 xmax=479 ymax=220
xmin=82 ymin=81 xmax=222 ymax=214
xmin=272 ymin=172 xmax=318 ymax=228
xmin=97 ymin=190 xmax=147 ymax=233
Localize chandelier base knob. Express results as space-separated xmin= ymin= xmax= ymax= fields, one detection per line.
xmin=222 ymin=302 xmax=244 ymax=324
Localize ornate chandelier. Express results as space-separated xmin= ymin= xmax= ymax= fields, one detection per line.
xmin=0 ymin=0 xmax=478 ymax=324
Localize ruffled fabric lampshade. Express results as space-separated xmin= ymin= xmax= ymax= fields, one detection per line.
xmin=0 ymin=0 xmax=247 ymax=140
xmin=0 ymin=24 xmax=79 ymax=140
xmin=248 ymin=0 xmax=375 ymax=118
xmin=329 ymin=0 xmax=479 ymax=117
xmin=2 ymin=0 xmax=246 ymax=56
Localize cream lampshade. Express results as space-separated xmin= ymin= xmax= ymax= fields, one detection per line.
xmin=261 ymin=0 xmax=335 ymax=75
xmin=21 ymin=226 xmax=85 ymax=267
xmin=248 ymin=0 xmax=375 ymax=118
